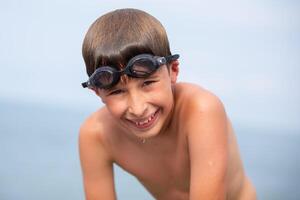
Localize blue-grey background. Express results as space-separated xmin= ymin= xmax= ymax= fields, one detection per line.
xmin=0 ymin=0 xmax=299 ymax=199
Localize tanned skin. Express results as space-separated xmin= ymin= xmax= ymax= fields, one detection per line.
xmin=79 ymin=61 xmax=256 ymax=200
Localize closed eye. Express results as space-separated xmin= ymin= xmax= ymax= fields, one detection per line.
xmin=108 ymin=89 xmax=124 ymax=96
xmin=143 ymin=80 xmax=157 ymax=87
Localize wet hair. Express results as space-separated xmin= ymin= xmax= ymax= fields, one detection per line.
xmin=82 ymin=8 xmax=172 ymax=77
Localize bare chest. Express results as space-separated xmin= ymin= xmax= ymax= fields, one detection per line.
xmin=113 ymin=141 xmax=190 ymax=199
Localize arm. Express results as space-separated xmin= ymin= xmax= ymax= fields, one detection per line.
xmin=187 ymin=93 xmax=229 ymax=200
xmin=79 ymin=122 xmax=117 ymax=200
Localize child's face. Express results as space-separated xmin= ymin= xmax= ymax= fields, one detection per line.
xmin=96 ymin=62 xmax=179 ymax=139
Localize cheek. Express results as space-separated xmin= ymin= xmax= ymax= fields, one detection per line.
xmin=150 ymin=84 xmax=174 ymax=106
xmin=105 ymin=100 xmax=127 ymax=118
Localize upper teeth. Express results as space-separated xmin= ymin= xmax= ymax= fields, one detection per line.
xmin=135 ymin=112 xmax=156 ymax=126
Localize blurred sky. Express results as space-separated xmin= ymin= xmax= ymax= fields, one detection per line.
xmin=0 ymin=0 xmax=299 ymax=132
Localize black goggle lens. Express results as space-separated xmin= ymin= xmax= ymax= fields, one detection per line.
xmin=94 ymin=70 xmax=114 ymax=87
xmin=129 ymin=58 xmax=156 ymax=77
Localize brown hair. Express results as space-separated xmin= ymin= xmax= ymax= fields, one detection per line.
xmin=82 ymin=8 xmax=172 ymax=76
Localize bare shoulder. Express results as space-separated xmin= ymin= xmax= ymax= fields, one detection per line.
xmin=79 ymin=107 xmax=113 ymax=143
xmin=175 ymin=82 xmax=226 ymax=117
xmin=80 ymin=108 xmax=103 ymax=134
xmin=175 ymin=82 xmax=229 ymax=161
xmin=79 ymin=107 xmax=115 ymax=166
xmin=175 ymin=82 xmax=227 ymax=139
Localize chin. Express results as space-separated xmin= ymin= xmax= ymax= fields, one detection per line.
xmin=133 ymin=127 xmax=161 ymax=139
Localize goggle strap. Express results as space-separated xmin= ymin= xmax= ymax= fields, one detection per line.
xmin=165 ymin=54 xmax=180 ymax=62
xmin=81 ymin=81 xmax=89 ymax=88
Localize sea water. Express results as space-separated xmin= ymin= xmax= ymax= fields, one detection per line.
xmin=0 ymin=99 xmax=299 ymax=200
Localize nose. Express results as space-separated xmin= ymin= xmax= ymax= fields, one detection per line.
xmin=127 ymin=91 xmax=147 ymax=117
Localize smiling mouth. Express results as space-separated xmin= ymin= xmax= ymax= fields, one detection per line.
xmin=127 ymin=109 xmax=160 ymax=130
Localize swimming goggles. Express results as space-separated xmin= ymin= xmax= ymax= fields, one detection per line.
xmin=82 ymin=54 xmax=179 ymax=89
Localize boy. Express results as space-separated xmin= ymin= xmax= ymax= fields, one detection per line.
xmin=79 ymin=8 xmax=256 ymax=200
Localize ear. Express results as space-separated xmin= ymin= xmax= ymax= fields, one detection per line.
xmin=169 ymin=60 xmax=179 ymax=84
